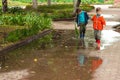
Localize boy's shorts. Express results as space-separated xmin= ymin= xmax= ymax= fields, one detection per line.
xmin=94 ymin=30 xmax=101 ymax=40
xmin=79 ymin=23 xmax=86 ymax=33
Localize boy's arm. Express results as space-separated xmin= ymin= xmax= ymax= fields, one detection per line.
xmin=76 ymin=14 xmax=80 ymax=26
xmin=91 ymin=16 xmax=94 ymax=21
xmin=101 ymin=16 xmax=106 ymax=27
xmin=85 ymin=12 xmax=89 ymax=20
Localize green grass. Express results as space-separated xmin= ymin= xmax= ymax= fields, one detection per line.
xmin=0 ymin=0 xmax=114 ymax=7
xmin=9 ymin=0 xmax=114 ymax=4
xmin=25 ymin=4 xmax=94 ymax=19
xmin=0 ymin=4 xmax=94 ymax=20
xmin=11 ymin=0 xmax=73 ymax=3
xmin=0 ymin=0 xmax=29 ymax=7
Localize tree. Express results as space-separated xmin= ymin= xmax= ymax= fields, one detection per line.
xmin=2 ymin=0 xmax=8 ymax=13
xmin=32 ymin=0 xmax=38 ymax=9
xmin=73 ymin=0 xmax=77 ymax=13
xmin=76 ymin=0 xmax=81 ymax=8
xmin=48 ymin=0 xmax=51 ymax=6
xmin=73 ymin=0 xmax=81 ymax=15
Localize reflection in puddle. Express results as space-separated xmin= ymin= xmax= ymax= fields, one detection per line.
xmin=91 ymin=58 xmax=103 ymax=71
xmin=78 ymin=54 xmax=85 ymax=66
xmin=0 ymin=69 xmax=29 ymax=80
xmin=101 ymin=30 xmax=120 ymax=50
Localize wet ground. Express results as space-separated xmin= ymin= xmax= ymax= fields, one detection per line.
xmin=0 ymin=4 xmax=120 ymax=80
xmin=53 ymin=5 xmax=120 ymax=80
xmin=0 ymin=25 xmax=26 ymax=50
xmin=89 ymin=5 xmax=120 ymax=80
xmin=0 ymin=28 xmax=120 ymax=80
xmin=0 ymin=30 xmax=99 ymax=80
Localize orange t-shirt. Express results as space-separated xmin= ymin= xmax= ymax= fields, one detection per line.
xmin=92 ymin=15 xmax=106 ymax=30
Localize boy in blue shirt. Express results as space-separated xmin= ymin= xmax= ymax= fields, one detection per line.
xmin=76 ymin=8 xmax=89 ymax=39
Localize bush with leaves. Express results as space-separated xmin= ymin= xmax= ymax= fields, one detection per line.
xmin=3 ymin=14 xmax=52 ymax=42
xmin=8 ymin=7 xmax=24 ymax=14
xmin=0 ymin=14 xmax=25 ymax=26
xmin=0 ymin=7 xmax=2 ymax=15
xmin=28 ymin=4 xmax=94 ymax=19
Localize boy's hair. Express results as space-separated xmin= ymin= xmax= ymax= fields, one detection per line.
xmin=96 ymin=7 xmax=101 ymax=12
xmin=76 ymin=8 xmax=81 ymax=14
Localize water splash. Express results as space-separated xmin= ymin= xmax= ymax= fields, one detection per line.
xmin=101 ymin=30 xmax=120 ymax=50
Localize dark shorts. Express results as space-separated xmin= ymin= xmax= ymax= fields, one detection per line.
xmin=79 ymin=23 xmax=86 ymax=34
xmin=94 ymin=30 xmax=101 ymax=40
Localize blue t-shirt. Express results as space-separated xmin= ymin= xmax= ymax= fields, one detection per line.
xmin=78 ymin=11 xmax=86 ymax=24
xmin=76 ymin=11 xmax=89 ymax=25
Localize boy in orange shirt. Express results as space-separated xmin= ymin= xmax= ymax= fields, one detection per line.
xmin=91 ymin=7 xmax=106 ymax=50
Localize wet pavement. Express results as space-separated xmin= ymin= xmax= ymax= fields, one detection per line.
xmin=89 ymin=5 xmax=120 ymax=80
xmin=101 ymin=30 xmax=120 ymax=50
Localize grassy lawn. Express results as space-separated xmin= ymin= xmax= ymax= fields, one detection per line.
xmin=0 ymin=0 xmax=114 ymax=7
xmin=25 ymin=4 xmax=94 ymax=19
xmin=0 ymin=0 xmax=29 ymax=7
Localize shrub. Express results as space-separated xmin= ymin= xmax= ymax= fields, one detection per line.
xmin=0 ymin=14 xmax=25 ymax=26
xmin=26 ymin=4 xmax=94 ymax=19
xmin=4 ymin=14 xmax=52 ymax=42
xmin=8 ymin=7 xmax=23 ymax=14
xmin=0 ymin=7 xmax=2 ymax=15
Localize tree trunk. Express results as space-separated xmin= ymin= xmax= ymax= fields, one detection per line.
xmin=32 ymin=0 xmax=38 ymax=9
xmin=76 ymin=0 xmax=81 ymax=8
xmin=73 ymin=0 xmax=81 ymax=16
xmin=2 ymin=0 xmax=8 ymax=13
xmin=73 ymin=0 xmax=77 ymax=13
xmin=48 ymin=0 xmax=51 ymax=6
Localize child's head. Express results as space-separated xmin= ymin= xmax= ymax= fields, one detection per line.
xmin=76 ymin=8 xmax=81 ymax=14
xmin=96 ymin=7 xmax=102 ymax=14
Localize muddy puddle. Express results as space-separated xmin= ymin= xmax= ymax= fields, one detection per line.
xmin=0 ymin=30 xmax=99 ymax=80
xmin=0 ymin=29 xmax=120 ymax=80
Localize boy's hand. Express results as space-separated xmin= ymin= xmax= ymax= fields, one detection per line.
xmin=103 ymin=25 xmax=107 ymax=30
xmin=103 ymin=25 xmax=106 ymax=27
